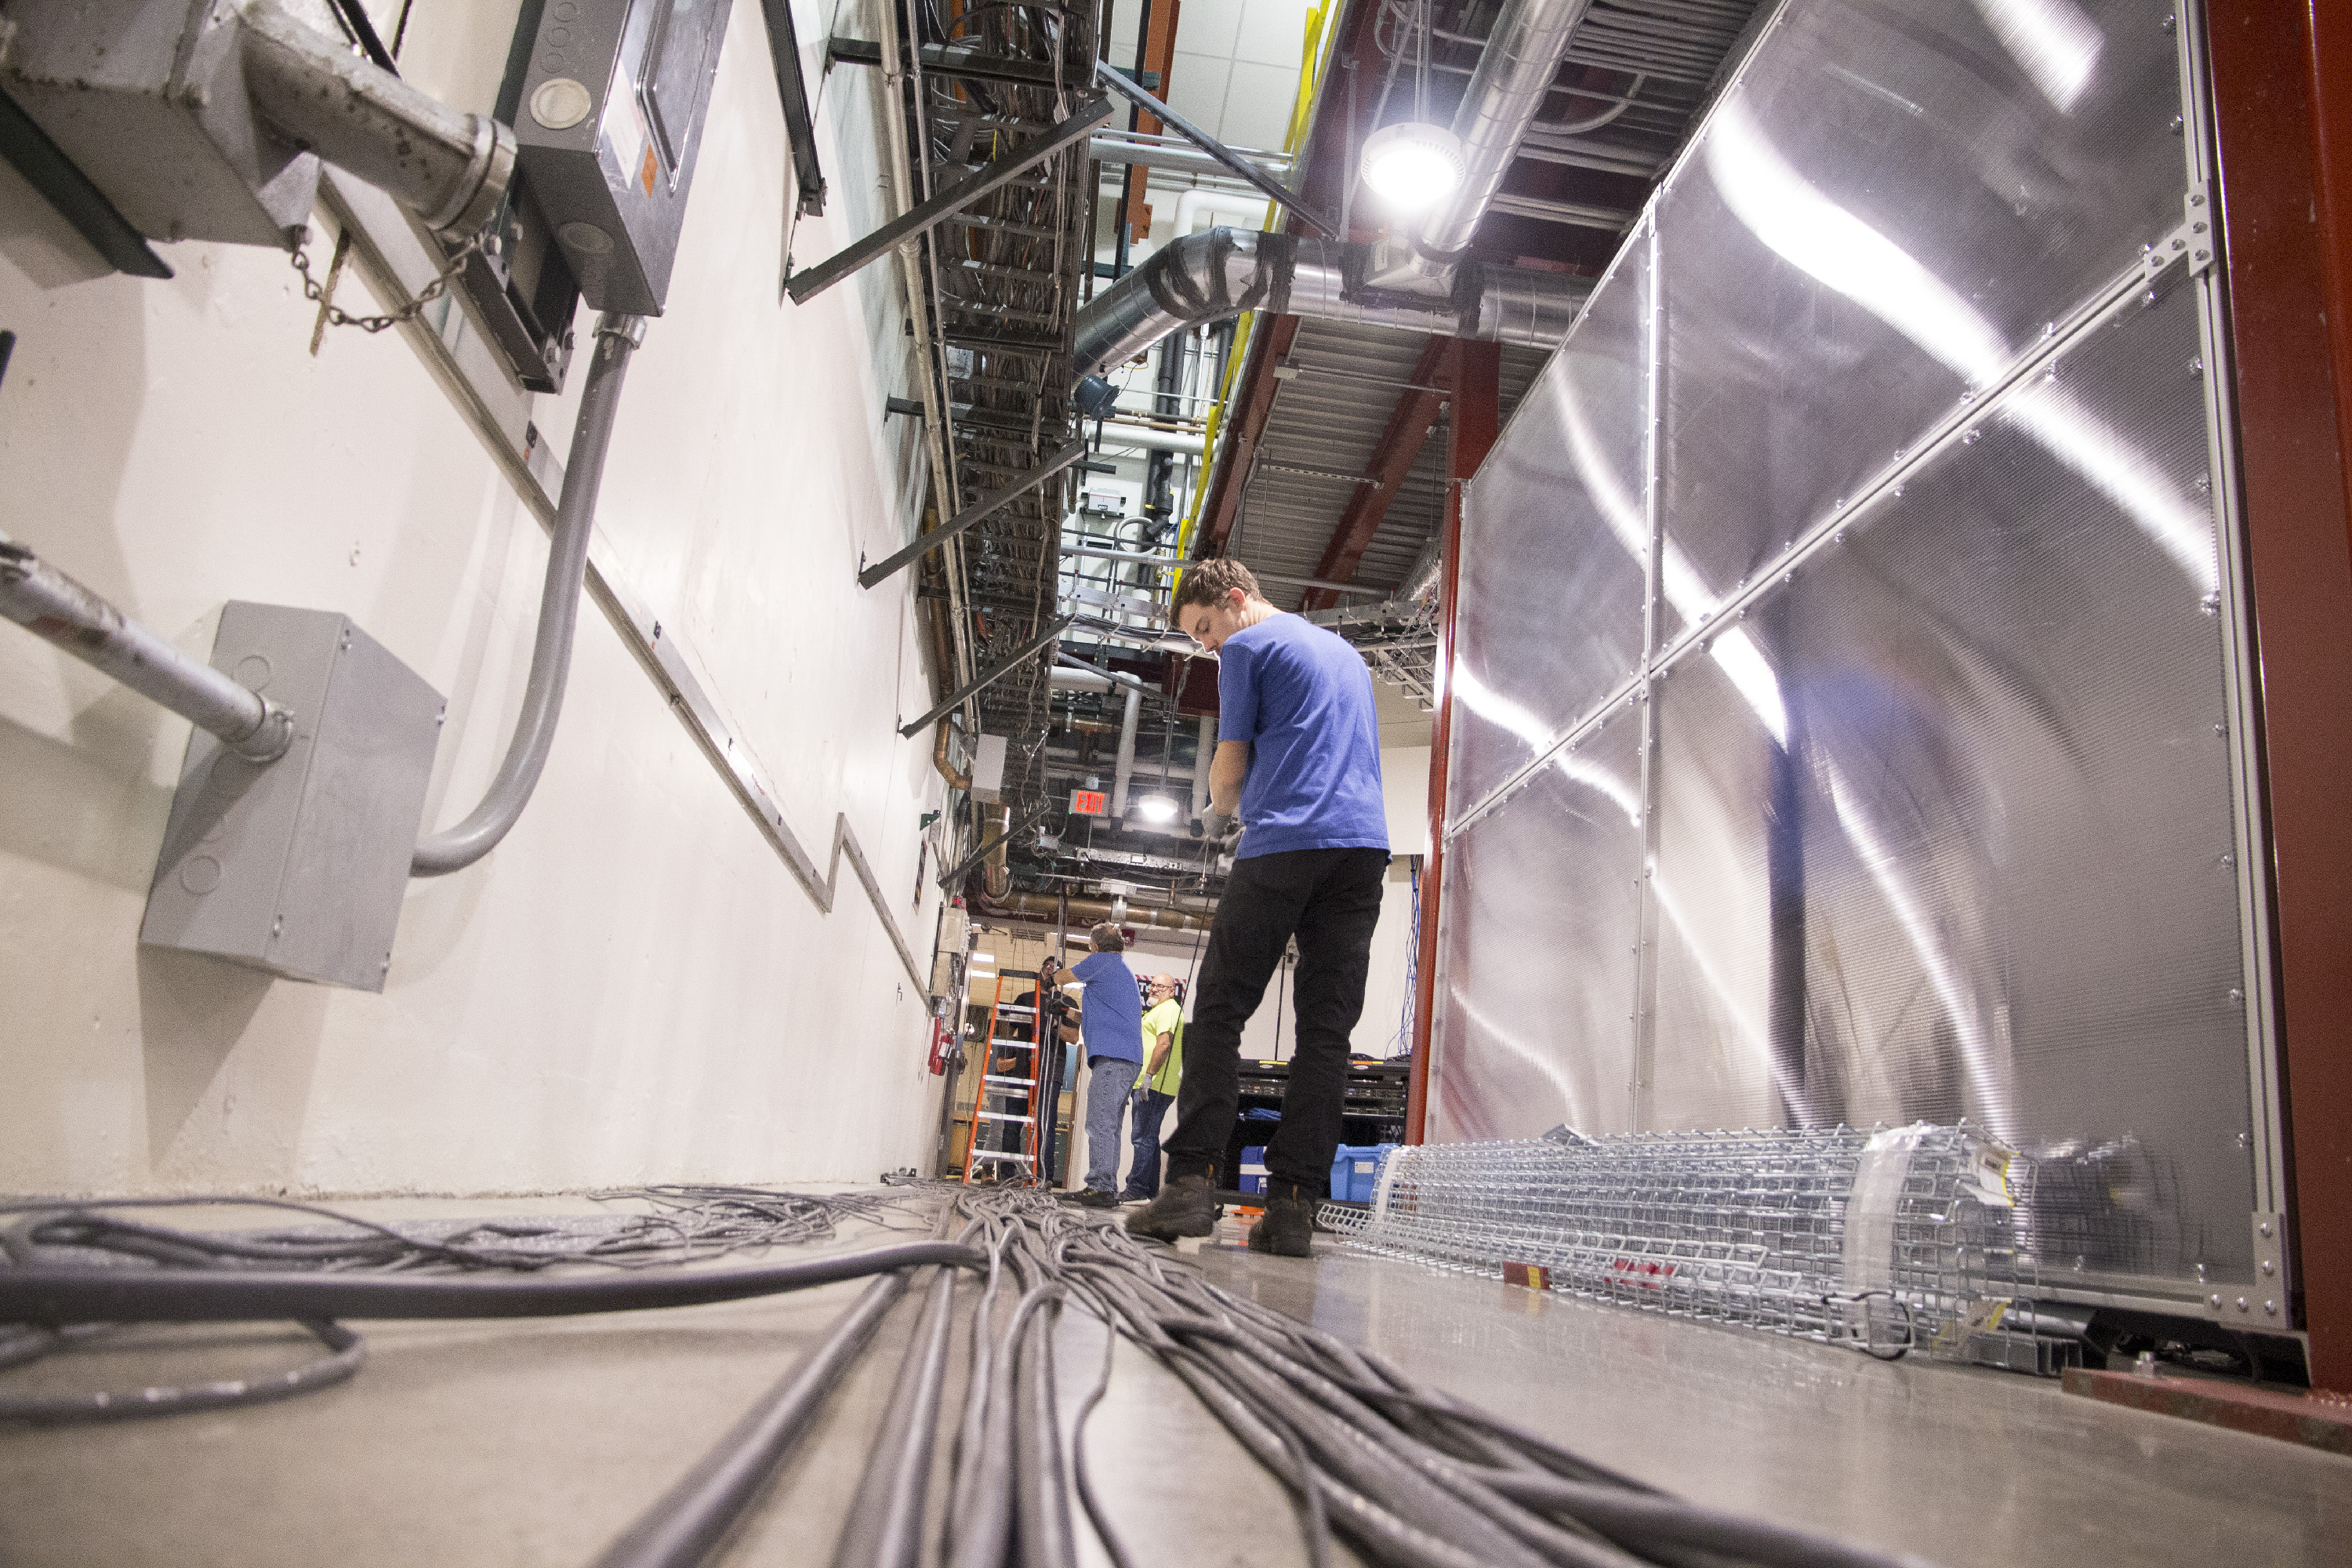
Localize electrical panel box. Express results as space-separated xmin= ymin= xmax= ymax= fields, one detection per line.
xmin=971 ymin=734 xmax=1008 ymax=801
xmin=140 ymin=604 xmax=445 ymax=992
xmin=510 ymin=0 xmax=733 ymax=314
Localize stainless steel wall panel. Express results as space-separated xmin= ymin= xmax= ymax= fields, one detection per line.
xmin=1646 ymin=284 xmax=2254 ymax=1286
xmin=1654 ymin=0 xmax=2187 ymax=601
xmin=1429 ymin=0 xmax=2275 ymax=1324
xmin=1431 ymin=712 xmax=1646 ymax=1143
xmin=1447 ymin=239 xmax=1652 ymax=818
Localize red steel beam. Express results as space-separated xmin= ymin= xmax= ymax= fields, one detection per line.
xmin=2311 ymin=0 xmax=2352 ymax=542
xmin=1189 ymin=1 xmax=1391 ymax=561
xmin=1195 ymin=314 xmax=1301 ymax=556
xmin=2208 ymin=0 xmax=2352 ymax=1390
xmin=1406 ymin=339 xmax=1501 ymax=1145
xmin=1300 ymin=336 xmax=1461 ymax=611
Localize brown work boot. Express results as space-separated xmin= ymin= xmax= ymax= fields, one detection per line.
xmin=1126 ymin=1172 xmax=1217 ymax=1241
xmin=1247 ymin=1180 xmax=1316 ymax=1258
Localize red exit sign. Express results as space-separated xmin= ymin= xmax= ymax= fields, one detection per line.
xmin=1070 ymin=789 xmax=1108 ymax=816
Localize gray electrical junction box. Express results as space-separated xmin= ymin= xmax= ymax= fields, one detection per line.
xmin=510 ymin=0 xmax=734 ymax=315
xmin=140 ymin=604 xmax=444 ymax=993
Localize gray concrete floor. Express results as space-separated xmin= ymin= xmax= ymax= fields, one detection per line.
xmin=2 ymin=1196 xmax=2347 ymax=1566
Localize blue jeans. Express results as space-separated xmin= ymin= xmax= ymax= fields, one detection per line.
xmin=1083 ymin=1056 xmax=1140 ymax=1192
xmin=1122 ymin=1087 xmax=1176 ymax=1200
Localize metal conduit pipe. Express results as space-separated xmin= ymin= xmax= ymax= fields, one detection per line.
xmin=237 ymin=0 xmax=515 ymax=238
xmin=0 ymin=535 xmax=296 ymax=763
xmin=1408 ymin=0 xmax=1598 ymax=280
xmin=985 ymin=891 xmax=1215 ymax=931
xmin=412 ymin=314 xmax=644 ymax=876
xmin=1107 ymin=685 xmax=1142 ymax=816
xmin=1072 ymin=229 xmax=1587 ymax=383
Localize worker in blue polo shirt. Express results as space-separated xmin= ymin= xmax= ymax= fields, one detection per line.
xmin=1061 ymin=922 xmax=1143 ymax=1207
xmin=1129 ymin=559 xmax=1387 ymax=1256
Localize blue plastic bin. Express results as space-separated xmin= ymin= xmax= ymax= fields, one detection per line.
xmin=1330 ymin=1143 xmax=1396 ymax=1203
xmin=1238 ymin=1145 xmax=1269 ymax=1196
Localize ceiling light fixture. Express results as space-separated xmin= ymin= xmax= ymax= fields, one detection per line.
xmin=1134 ymin=794 xmax=1181 ymax=824
xmin=1360 ymin=121 xmax=1465 ymax=212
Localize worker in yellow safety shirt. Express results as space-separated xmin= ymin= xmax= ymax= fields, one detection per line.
xmin=1120 ymin=975 xmax=1185 ymax=1202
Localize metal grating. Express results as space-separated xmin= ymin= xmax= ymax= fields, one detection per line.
xmin=895 ymin=2 xmax=1101 ymax=822
xmin=1349 ymin=1123 xmax=2074 ymax=1370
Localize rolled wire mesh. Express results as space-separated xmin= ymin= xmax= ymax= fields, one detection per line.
xmin=1344 ymin=1123 xmax=2052 ymax=1366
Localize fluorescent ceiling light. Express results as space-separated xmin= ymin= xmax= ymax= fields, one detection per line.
xmin=1134 ymin=794 xmax=1180 ymax=823
xmin=971 ymin=953 xmax=996 ymax=963
xmin=1360 ymin=122 xmax=1464 ymax=213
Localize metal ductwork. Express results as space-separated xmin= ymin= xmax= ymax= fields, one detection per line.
xmin=1072 ymin=0 xmax=1602 ymax=383
xmin=1073 ymin=228 xmax=1588 ymax=382
xmin=984 ymin=891 xmax=1216 ymax=932
xmin=1406 ymin=0 xmax=1596 ymax=281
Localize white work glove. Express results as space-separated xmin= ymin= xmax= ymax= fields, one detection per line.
xmin=1192 ymin=810 xmax=1237 ymax=844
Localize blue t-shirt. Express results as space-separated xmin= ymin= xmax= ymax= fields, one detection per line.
xmin=1070 ymin=952 xmax=1142 ymax=1065
xmin=1218 ymin=614 xmax=1388 ymax=859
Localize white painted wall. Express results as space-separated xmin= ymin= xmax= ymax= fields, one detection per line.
xmin=0 ymin=1 xmax=956 ymax=1195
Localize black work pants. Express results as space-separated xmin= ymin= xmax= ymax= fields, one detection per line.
xmin=1164 ymin=847 xmax=1388 ymax=1191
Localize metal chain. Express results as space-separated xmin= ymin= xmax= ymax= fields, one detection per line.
xmin=289 ymin=226 xmax=481 ymax=335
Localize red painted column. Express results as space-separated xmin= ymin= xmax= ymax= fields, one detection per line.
xmin=1405 ymin=340 xmax=1502 ymax=1145
xmin=2208 ymin=0 xmax=2352 ymax=1389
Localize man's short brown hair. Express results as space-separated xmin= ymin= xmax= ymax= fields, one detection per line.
xmin=1171 ymin=557 xmax=1263 ymax=618
xmin=1089 ymin=922 xmax=1126 ymax=953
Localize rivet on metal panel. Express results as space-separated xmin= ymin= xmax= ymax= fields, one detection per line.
xmin=2267 ymin=1301 xmax=2278 ymax=1316
xmin=2238 ymin=1296 xmax=2249 ymax=1312
xmin=1962 ymin=430 xmax=1980 ymax=445
xmin=2189 ymin=356 xmax=2203 ymax=375
xmin=2263 ymin=1260 xmax=2276 ymax=1276
xmin=2212 ymin=1293 xmax=2223 ymax=1308
xmin=2228 ymin=988 xmax=2245 ymax=1005
xmin=2201 ymin=593 xmax=2221 ymax=615
xmin=2260 ymin=1220 xmax=2274 ymax=1238
xmin=2170 ymin=115 xmax=2184 ymax=136
xmin=2163 ymin=12 xmax=2176 ymax=31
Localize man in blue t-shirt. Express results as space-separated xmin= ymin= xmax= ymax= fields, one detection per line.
xmin=1063 ymin=923 xmax=1143 ymax=1207
xmin=1129 ymin=560 xmax=1387 ymax=1257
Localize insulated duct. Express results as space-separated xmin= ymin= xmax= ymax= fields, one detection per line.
xmin=984 ymin=891 xmax=1214 ymax=931
xmin=982 ymin=806 xmax=1013 ymax=901
xmin=1073 ymin=0 xmax=1602 ymax=381
xmin=1108 ymin=687 xmax=1142 ymax=816
xmin=1406 ymin=0 xmax=1596 ymax=280
xmin=1072 ymin=228 xmax=1586 ymax=383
